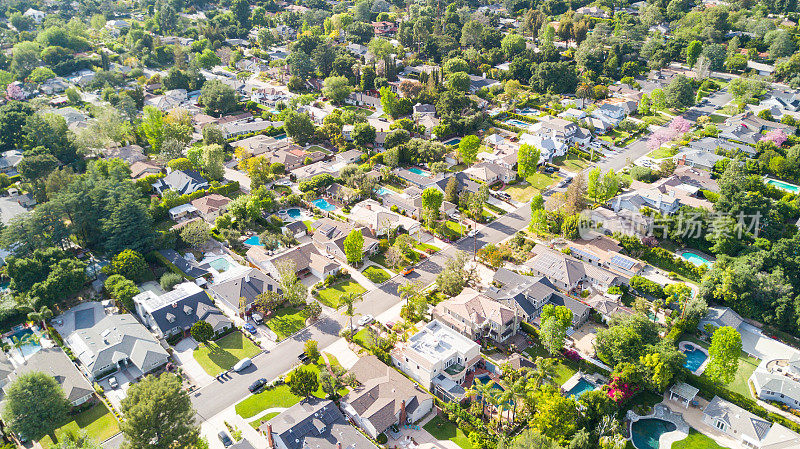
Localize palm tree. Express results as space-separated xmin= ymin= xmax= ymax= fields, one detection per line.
xmin=398 ymin=280 xmax=423 ymax=318
xmin=27 ymin=306 xmax=52 ymax=330
xmin=505 ymin=376 xmax=527 ymax=424
xmin=530 ymin=357 xmax=558 ymax=388
xmin=485 ymin=387 xmax=504 ymax=433
xmin=469 ymin=380 xmax=492 ymax=420
xmin=341 ymin=292 xmax=362 ymax=338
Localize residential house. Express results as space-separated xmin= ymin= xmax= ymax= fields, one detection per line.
xmin=282 ymin=221 xmax=308 ymax=239
xmin=23 ymin=8 xmax=45 ymax=22
xmin=747 ymin=61 xmax=775 ymax=76
xmin=130 ymin=161 xmax=162 ymax=180
xmin=343 ymin=118 xmax=392 ymax=147
xmin=248 ymin=242 xmax=340 ymax=280
xmin=487 ymin=268 xmax=592 ymax=328
xmin=324 ymin=183 xmax=360 ymax=204
xmin=565 ymin=236 xmax=646 ymax=277
xmin=750 ymin=353 xmax=800 ymax=411
xmin=8 ymin=348 xmax=94 ymax=406
xmin=688 ymin=137 xmax=757 ymax=158
xmin=40 ymin=77 xmax=69 ymax=95
xmin=169 ymin=203 xmax=198 ymax=222
xmin=291 ymin=160 xmax=340 ymax=182
xmin=207 ymin=267 xmax=282 ymax=316
xmin=102 ymin=144 xmax=147 ymax=165
xmin=702 ymin=396 xmax=800 ymax=448
xmin=391 ymin=320 xmax=481 ymax=402
xmin=261 ymin=398 xmax=379 ymax=449
xmin=590 ymin=205 xmax=652 ymax=237
xmin=349 ymin=199 xmax=421 ymax=236
xmin=346 ymin=91 xmax=382 ymax=109
xmin=222 ymin=120 xmax=283 ymax=139
xmin=157 ymin=249 xmax=211 ymax=280
xmin=152 ymin=170 xmax=209 ymax=196
xmin=609 ymin=188 xmax=682 ymax=216
xmin=576 ymin=5 xmax=608 ymax=17
xmin=463 ymin=161 xmax=515 ymax=184
xmin=675 ymin=150 xmax=725 ymax=171
xmin=525 ymin=246 xmax=625 ymax=290
xmin=341 ymin=355 xmax=434 ymax=438
xmin=468 ymin=75 xmax=501 ymax=93
xmin=52 ymin=302 xmax=170 ymax=380
xmin=518 ymin=133 xmax=568 ymax=164
xmin=720 ymin=112 xmax=797 ymax=145
xmin=393 ymin=168 xmax=448 ymax=188
xmin=310 ymin=217 xmax=379 ymax=263
xmin=0 ymin=150 xmax=23 ymax=175
xmin=432 ymin=288 xmax=519 ymax=342
xmin=371 ymin=21 xmax=397 ymax=36
xmin=417 ymin=115 xmax=440 ymax=139
xmin=530 ymin=116 xmax=592 ymax=146
xmin=380 ymin=187 xmax=457 ymax=220
xmin=191 ymin=194 xmax=231 ymax=223
xmin=335 ymin=149 xmax=364 ymax=165
xmin=133 ymin=282 xmax=233 ymax=339
xmin=413 ymin=103 xmax=436 ymax=117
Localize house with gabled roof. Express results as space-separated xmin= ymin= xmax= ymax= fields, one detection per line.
xmin=340 ymin=355 xmax=434 ymax=438
xmin=702 ymin=396 xmax=800 ymax=448
xmin=152 ymin=170 xmax=209 ymax=196
xmin=432 ymin=288 xmax=519 ymax=342
xmin=8 ymin=347 xmax=95 ymax=406
xmin=310 ymin=218 xmax=379 ymax=263
xmin=207 ymin=267 xmax=282 ymax=315
xmin=133 ymin=282 xmax=233 ymax=339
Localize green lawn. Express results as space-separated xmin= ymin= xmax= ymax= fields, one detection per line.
xmin=265 ymin=307 xmax=306 ymax=340
xmin=414 ymin=242 xmax=441 ymax=253
xmin=193 ymin=331 xmax=262 ymax=376
xmin=443 ymin=221 xmax=467 ymax=239
xmin=249 ymin=412 xmax=280 ymax=429
xmin=369 ymin=252 xmax=392 ymax=269
xmin=505 ymin=173 xmax=558 ymax=202
xmin=235 ymin=384 xmax=302 ymax=419
xmin=340 ymin=105 xmax=372 ymax=116
xmin=685 ymin=336 xmax=760 ymax=398
xmin=485 ymin=203 xmax=505 ymax=215
xmin=553 ymin=154 xmax=590 ymax=172
xmin=708 ymin=114 xmax=727 ymax=123
xmin=362 ymin=266 xmax=391 ymax=283
xmin=39 ymin=403 xmax=120 ymax=448
xmin=671 ymin=429 xmax=725 ymax=449
xmin=647 ymin=147 xmax=678 ymax=159
xmin=423 ymin=415 xmax=474 ymax=449
xmin=306 ymin=145 xmax=331 ymax=154
xmin=315 ymin=279 xmax=367 ymax=308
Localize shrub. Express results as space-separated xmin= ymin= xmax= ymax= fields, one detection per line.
xmin=160 ymin=272 xmax=184 ymax=291
xmin=377 ymin=434 xmax=388 ymax=444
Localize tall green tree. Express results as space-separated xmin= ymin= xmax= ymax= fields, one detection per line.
xmin=517 ymin=144 xmax=540 ymax=179
xmin=288 ymin=366 xmax=319 ymax=398
xmin=199 ymin=80 xmax=237 ymax=117
xmin=539 ymin=304 xmax=573 ymax=354
xmin=458 ymin=135 xmax=480 ymax=165
xmin=686 ymin=40 xmax=702 ymax=67
xmin=705 ymin=326 xmax=742 ymax=385
xmin=120 ymin=374 xmax=199 ymax=449
xmin=421 ymin=187 xmax=444 ymax=225
xmin=343 ymin=229 xmax=364 ymax=265
xmin=2 ymin=372 xmax=69 ymax=441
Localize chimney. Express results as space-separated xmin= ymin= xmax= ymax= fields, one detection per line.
xmin=266 ymin=424 xmax=275 ymax=448
xmin=337 ymin=444 xmax=342 ymax=449
xmin=399 ymin=400 xmax=407 ymax=426
xmin=245 ymin=273 xmax=250 ymax=283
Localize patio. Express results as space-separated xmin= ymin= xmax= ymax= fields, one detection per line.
xmin=387 ymin=413 xmax=465 ymax=449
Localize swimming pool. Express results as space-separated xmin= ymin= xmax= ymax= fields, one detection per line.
xmin=504 ymin=119 xmax=531 ymax=128
xmin=209 ymin=258 xmax=233 ymax=272
xmin=518 ymin=108 xmax=539 ymax=115
xmin=9 ymin=328 xmax=41 ymax=358
xmin=443 ymin=138 xmax=462 ymax=146
xmin=630 ymin=418 xmax=677 ymax=449
xmin=244 ymin=235 xmax=261 ymax=246
xmin=566 ymin=378 xmax=595 ymax=399
xmin=273 ymin=134 xmax=287 ymax=140
xmin=680 ymin=251 xmax=713 ymax=268
xmin=376 ymin=187 xmax=392 ymax=196
xmin=311 ymin=199 xmax=336 ymax=212
xmin=682 ymin=345 xmax=708 ymax=372
xmin=407 ymin=167 xmax=431 ymax=177
xmin=766 ymin=178 xmax=800 ymax=193
xmin=286 ymin=208 xmax=305 ymax=220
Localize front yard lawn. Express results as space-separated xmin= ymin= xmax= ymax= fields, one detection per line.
xmin=39 ymin=402 xmax=120 ymax=448
xmin=505 ymin=173 xmax=558 ymax=202
xmin=442 ymin=221 xmax=467 ymax=240
xmin=369 ymin=252 xmax=392 ymax=269
xmin=193 ymin=331 xmax=262 ymax=376
xmin=414 ymin=242 xmax=441 ymax=253
xmin=265 ymin=307 xmax=306 ymax=340
xmin=235 ymin=384 xmax=302 ymax=419
xmin=362 ymin=266 xmax=391 ymax=283
xmin=306 ymin=145 xmax=331 ymax=154
xmin=423 ymin=415 xmax=474 ymax=449
xmin=647 ymin=147 xmax=678 ymax=160
xmin=249 ymin=412 xmax=280 ymax=429
xmin=672 ymin=429 xmax=726 ymax=449
xmin=553 ymin=154 xmax=590 ymax=173
xmin=485 ymin=203 xmax=505 ymax=215
xmin=315 ymin=279 xmax=367 ymax=308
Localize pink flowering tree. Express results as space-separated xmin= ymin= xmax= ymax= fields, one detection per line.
xmin=762 ymin=129 xmax=788 ymax=147
xmin=669 ymin=117 xmax=692 ymax=134
xmin=647 ymin=127 xmax=678 ymax=151
xmin=607 ymin=376 xmax=640 ymax=403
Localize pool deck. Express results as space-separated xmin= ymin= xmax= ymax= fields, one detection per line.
xmin=660 ymin=396 xmax=741 ymax=449
xmin=678 ymin=340 xmax=710 ymax=376
xmin=627 ymin=404 xmax=690 ymax=449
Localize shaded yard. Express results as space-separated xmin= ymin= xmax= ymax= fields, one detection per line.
xmin=362 ymin=266 xmax=391 ymax=283
xmin=685 ymin=336 xmax=760 ymax=398
xmin=265 ymin=307 xmax=306 ymax=340
xmin=39 ymin=403 xmax=120 ymax=448
xmin=193 ymin=331 xmax=262 ymax=376
xmin=423 ymin=415 xmax=474 ymax=449
xmin=315 ymin=279 xmax=367 ymax=308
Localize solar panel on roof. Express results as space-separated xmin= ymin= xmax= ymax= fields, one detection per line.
xmin=610 ymin=255 xmax=636 ymax=270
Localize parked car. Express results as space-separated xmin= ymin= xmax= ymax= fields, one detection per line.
xmin=297 ymin=352 xmax=310 ymax=363
xmin=243 ymin=323 xmax=257 ymax=335
xmin=251 ymin=312 xmax=264 ymax=323
xmin=402 ymin=268 xmax=414 ymax=276
xmin=467 ymin=229 xmax=478 ymax=238
xmin=218 ymin=431 xmax=233 ymax=447
xmin=233 ymin=358 xmax=252 ymax=372
xmin=108 ymin=376 xmax=118 ymax=389
xmin=249 ymin=378 xmax=268 ymax=393
xmin=358 ymin=315 xmax=374 ymax=326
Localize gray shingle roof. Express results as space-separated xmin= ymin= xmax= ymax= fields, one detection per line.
xmin=208 ymin=268 xmax=281 ymax=312
xmin=12 ymin=348 xmax=94 ymax=404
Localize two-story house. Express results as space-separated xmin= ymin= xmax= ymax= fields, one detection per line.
xmin=133 ymin=282 xmax=233 ymax=339
xmin=433 ymin=288 xmax=519 ymax=342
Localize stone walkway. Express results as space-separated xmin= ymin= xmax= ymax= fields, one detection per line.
xmin=660 ymin=395 xmax=742 ymax=449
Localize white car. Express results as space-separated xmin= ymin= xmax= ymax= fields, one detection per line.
xmin=358 ymin=315 xmax=374 ymax=326
xmin=467 ymin=230 xmax=478 ymax=238
xmin=233 ymin=358 xmax=252 ymax=372
xmin=108 ymin=376 xmax=118 ymax=389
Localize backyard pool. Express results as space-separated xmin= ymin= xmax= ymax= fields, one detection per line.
xmin=504 ymin=119 xmax=531 ymax=128
xmin=566 ymin=378 xmax=595 ymax=399
xmin=244 ymin=235 xmax=261 ymax=246
xmin=443 ymin=137 xmax=462 ymax=146
xmin=376 ymin=187 xmax=392 ymax=196
xmin=408 ymin=167 xmax=431 ymax=177
xmin=209 ymin=257 xmax=233 ymax=272
xmin=517 ymin=108 xmax=539 ymax=115
xmin=273 ymin=134 xmax=287 ymax=140
xmin=311 ymin=199 xmax=336 ymax=212
xmin=680 ymin=251 xmax=713 ymax=268
xmin=286 ymin=208 xmax=305 ymax=220
xmin=630 ymin=418 xmax=677 ymax=449
xmin=765 ymin=178 xmax=800 ymax=193
xmin=8 ymin=328 xmax=42 ymax=358
xmin=681 ymin=344 xmax=708 ymax=372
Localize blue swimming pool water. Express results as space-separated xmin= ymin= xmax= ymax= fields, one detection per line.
xmin=286 ymin=208 xmax=305 ymax=219
xmin=504 ymin=119 xmax=531 ymax=128
xmin=630 ymin=419 xmax=677 ymax=449
xmin=680 ymin=252 xmax=713 ymax=268
xmin=567 ymin=378 xmax=595 ymax=399
xmin=518 ymin=108 xmax=538 ymax=115
xmin=10 ymin=328 xmax=41 ymax=358
xmin=376 ymin=187 xmax=392 ymax=196
xmin=444 ymin=138 xmax=462 ymax=146
xmin=274 ymin=134 xmax=287 ymax=140
xmin=682 ymin=346 xmax=708 ymax=372
xmin=244 ymin=235 xmax=261 ymax=246
xmin=766 ymin=178 xmax=800 ymax=193
xmin=311 ymin=199 xmax=336 ymax=212
xmin=408 ymin=167 xmax=431 ymax=177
